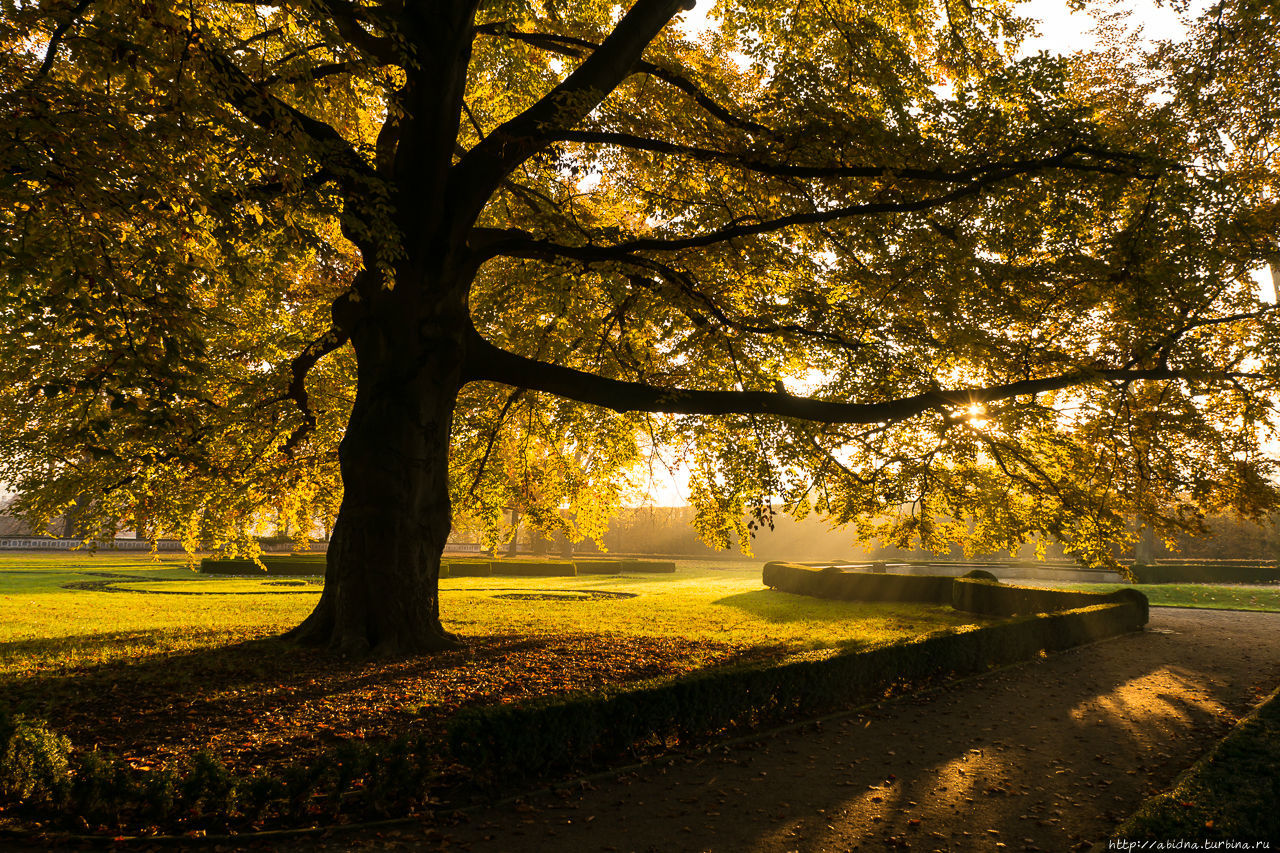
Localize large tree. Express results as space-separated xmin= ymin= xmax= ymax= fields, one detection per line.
xmin=2 ymin=0 xmax=1277 ymax=654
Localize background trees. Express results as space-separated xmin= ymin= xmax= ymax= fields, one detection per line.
xmin=2 ymin=0 xmax=1277 ymax=653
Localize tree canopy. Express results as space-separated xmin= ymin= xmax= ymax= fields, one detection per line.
xmin=1 ymin=0 xmax=1277 ymax=653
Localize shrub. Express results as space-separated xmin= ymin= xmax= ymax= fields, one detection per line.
xmin=179 ymin=750 xmax=238 ymax=817
xmin=0 ymin=714 xmax=72 ymax=806
xmin=0 ymin=716 xmax=443 ymax=833
xmin=70 ymin=749 xmax=139 ymax=824
xmin=962 ymin=569 xmax=1000 ymax=582
xmin=490 ymin=560 xmax=577 ymax=577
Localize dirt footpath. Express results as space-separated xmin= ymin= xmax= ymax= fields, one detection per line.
xmin=319 ymin=608 xmax=1280 ymax=853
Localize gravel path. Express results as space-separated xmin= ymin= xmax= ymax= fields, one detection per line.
xmin=308 ymin=608 xmax=1280 ymax=853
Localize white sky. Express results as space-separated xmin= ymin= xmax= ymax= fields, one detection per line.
xmin=1018 ymin=0 xmax=1194 ymax=54
xmin=679 ymin=0 xmax=1194 ymax=56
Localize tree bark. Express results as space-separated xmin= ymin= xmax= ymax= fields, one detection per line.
xmin=1134 ymin=525 xmax=1158 ymax=565
xmin=288 ymin=315 xmax=465 ymax=656
xmin=505 ymin=507 xmax=520 ymax=557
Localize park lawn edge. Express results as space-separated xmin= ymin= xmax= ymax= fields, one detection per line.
xmin=1104 ymin=683 xmax=1280 ymax=845
xmin=0 ymin=595 xmax=1141 ymax=836
xmin=446 ymin=599 xmax=1142 ymax=781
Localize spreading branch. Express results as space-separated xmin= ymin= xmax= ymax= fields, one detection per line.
xmin=450 ymin=0 xmax=693 ymax=220
xmin=549 ymin=131 xmax=1157 ymax=183
xmin=26 ymin=0 xmax=95 ymax=88
xmin=473 ymin=25 xmax=768 ymax=134
xmin=477 ymin=157 xmax=1112 ymax=259
xmin=197 ymin=34 xmax=375 ymax=185
xmin=465 ymin=329 xmax=1222 ymax=425
xmin=278 ymin=327 xmax=350 ymax=458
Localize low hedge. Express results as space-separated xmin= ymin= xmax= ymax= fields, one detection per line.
xmin=199 ymin=555 xmax=326 ymax=576
xmin=763 ymin=562 xmax=1149 ymax=628
xmin=1108 ymin=684 xmax=1280 ymax=843
xmin=490 ymin=560 xmax=577 ymax=577
xmin=625 ymin=560 xmax=677 ymax=573
xmin=574 ymin=560 xmax=624 ymax=575
xmin=952 ymin=578 xmax=1149 ymax=626
xmin=762 ymin=562 xmax=953 ymax=603
xmin=442 ymin=560 xmax=492 ymax=577
xmin=1131 ymin=562 xmax=1280 ymax=585
xmin=447 ymin=600 xmax=1144 ymax=780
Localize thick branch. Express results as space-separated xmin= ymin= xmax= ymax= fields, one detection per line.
xmin=198 ymin=36 xmax=375 ymax=183
xmin=279 ymin=326 xmax=350 ymax=458
xmin=451 ymin=0 xmax=692 ymax=220
xmin=27 ymin=0 xmax=94 ymax=88
xmin=313 ymin=0 xmax=396 ymax=63
xmin=473 ymin=26 xmax=768 ymax=134
xmin=465 ymin=331 xmax=1204 ymax=425
xmin=550 ymin=131 xmax=1150 ymax=183
xmin=476 ymin=165 xmax=1052 ymax=260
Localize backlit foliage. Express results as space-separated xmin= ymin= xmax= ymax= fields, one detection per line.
xmin=0 ymin=0 xmax=1277 ymax=575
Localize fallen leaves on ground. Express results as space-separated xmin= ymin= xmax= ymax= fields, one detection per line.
xmin=2 ymin=632 xmax=777 ymax=781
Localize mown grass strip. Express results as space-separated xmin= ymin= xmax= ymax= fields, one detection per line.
xmin=1040 ymin=583 xmax=1280 ymax=613
xmin=1108 ymin=684 xmax=1280 ymax=843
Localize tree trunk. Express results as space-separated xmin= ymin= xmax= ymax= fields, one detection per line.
xmin=1134 ymin=525 xmax=1158 ymax=565
xmin=505 ymin=507 xmax=520 ymax=557
xmin=287 ymin=318 xmax=464 ymax=656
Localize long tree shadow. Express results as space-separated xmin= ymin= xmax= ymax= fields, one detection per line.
xmin=714 ymin=588 xmax=984 ymax=628
xmin=0 ymin=626 xmax=765 ymax=779
xmin=446 ymin=612 xmax=1280 ymax=852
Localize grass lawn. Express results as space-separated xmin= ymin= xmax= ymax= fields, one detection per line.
xmin=1031 ymin=581 xmax=1280 ymax=612
xmin=0 ymin=552 xmax=982 ymax=789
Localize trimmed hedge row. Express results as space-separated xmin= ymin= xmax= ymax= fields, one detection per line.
xmin=763 ymin=562 xmax=1149 ymax=628
xmin=574 ymin=560 xmax=624 ymax=575
xmin=202 ymin=555 xmax=675 ymax=579
xmin=442 ymin=560 xmax=492 ymax=577
xmin=200 ymin=555 xmax=326 ymax=576
xmin=1131 ymin=562 xmax=1280 ymax=585
xmin=1109 ymin=684 xmax=1280 ymax=843
xmin=492 ymin=560 xmax=576 ymax=577
xmin=952 ymin=577 xmax=1149 ymax=626
xmin=762 ymin=562 xmax=954 ymax=603
xmin=447 ymin=600 xmax=1145 ymax=780
xmin=626 ymin=560 xmax=677 ymax=574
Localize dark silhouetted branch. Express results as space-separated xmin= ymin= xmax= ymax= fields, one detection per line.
xmin=465 ymin=329 xmax=1212 ymax=425
xmin=451 ymin=0 xmax=694 ymax=218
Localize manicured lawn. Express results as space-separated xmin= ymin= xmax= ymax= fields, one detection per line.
xmin=438 ymin=558 xmax=978 ymax=652
xmin=0 ymin=551 xmax=983 ymax=796
xmin=1036 ymin=581 xmax=1280 ymax=612
xmin=0 ymin=553 xmax=977 ymax=677
xmin=0 ymin=553 xmax=317 ymax=675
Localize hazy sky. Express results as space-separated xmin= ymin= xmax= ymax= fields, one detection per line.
xmin=1019 ymin=0 xmax=1193 ymax=55
xmin=678 ymin=0 xmax=1195 ymax=57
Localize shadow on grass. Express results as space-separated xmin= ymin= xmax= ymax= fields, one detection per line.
xmin=713 ymin=588 xmax=962 ymax=624
xmin=0 ymin=625 xmax=763 ymax=778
